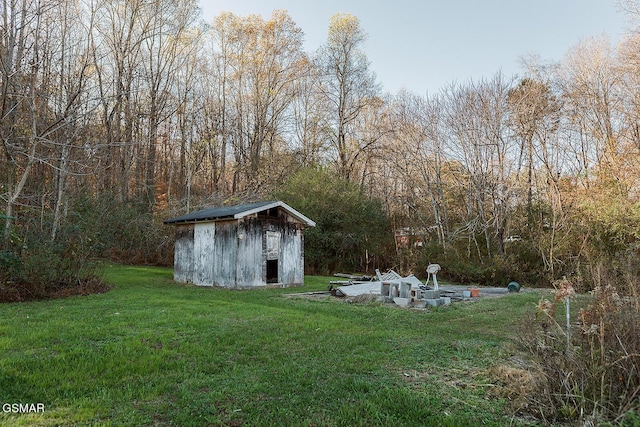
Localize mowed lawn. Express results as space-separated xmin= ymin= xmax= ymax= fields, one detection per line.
xmin=0 ymin=265 xmax=543 ymax=426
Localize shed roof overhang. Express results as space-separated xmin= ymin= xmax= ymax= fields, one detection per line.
xmin=163 ymin=200 xmax=316 ymax=227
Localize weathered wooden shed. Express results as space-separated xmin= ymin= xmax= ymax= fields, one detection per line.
xmin=163 ymin=201 xmax=315 ymax=288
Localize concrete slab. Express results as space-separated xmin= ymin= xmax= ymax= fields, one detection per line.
xmin=402 ymin=275 xmax=423 ymax=288
xmin=424 ymin=290 xmax=441 ymax=299
xmin=337 ymin=281 xmax=382 ymax=297
xmin=393 ymin=297 xmax=411 ymax=307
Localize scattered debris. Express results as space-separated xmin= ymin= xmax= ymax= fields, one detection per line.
xmin=333 ymin=281 xmax=382 ymax=297
xmin=331 ymin=268 xmax=454 ymax=308
xmin=333 ymin=273 xmax=373 ymax=281
xmin=329 ymin=273 xmax=376 ymax=291
xmin=376 ymin=269 xmax=403 ymax=282
xmin=328 ymin=268 xmax=524 ymax=308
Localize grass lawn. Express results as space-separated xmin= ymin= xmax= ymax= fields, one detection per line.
xmin=0 ymin=264 xmax=545 ymax=426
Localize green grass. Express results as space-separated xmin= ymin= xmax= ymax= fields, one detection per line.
xmin=0 ymin=265 xmax=544 ymax=426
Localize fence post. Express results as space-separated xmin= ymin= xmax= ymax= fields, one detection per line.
xmin=566 ymin=296 xmax=571 ymax=354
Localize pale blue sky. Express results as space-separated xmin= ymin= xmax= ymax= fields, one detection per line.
xmin=197 ymin=0 xmax=630 ymax=95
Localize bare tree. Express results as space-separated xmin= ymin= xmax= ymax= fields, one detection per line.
xmin=289 ymin=57 xmax=327 ymax=166
xmin=386 ymin=90 xmax=450 ymax=247
xmin=0 ymin=0 xmax=98 ymax=244
xmin=441 ymin=74 xmax=516 ymax=258
xmin=90 ymin=0 xmax=149 ymax=201
xmin=506 ymin=77 xmax=562 ymax=224
xmin=315 ymin=13 xmax=380 ymax=181
xmin=205 ymin=10 xmax=307 ymax=195
xmin=556 ymin=36 xmax=623 ymax=185
xmin=47 ymin=0 xmax=97 ymax=240
xmin=1 ymin=0 xmax=40 ymax=246
xmin=137 ymin=0 xmax=199 ymax=208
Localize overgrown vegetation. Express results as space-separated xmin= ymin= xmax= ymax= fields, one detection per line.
xmin=0 ymin=209 xmax=103 ymax=303
xmin=0 ymin=194 xmax=171 ymax=302
xmin=515 ymin=273 xmax=640 ymax=425
xmin=70 ymin=193 xmax=173 ymax=266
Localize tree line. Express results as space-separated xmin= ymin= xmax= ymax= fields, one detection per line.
xmin=2 ymin=0 xmax=640 ymax=296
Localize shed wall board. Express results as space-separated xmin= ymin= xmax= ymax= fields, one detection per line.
xmin=235 ymin=219 xmax=264 ymax=288
xmin=173 ymin=225 xmax=194 ymax=283
xmin=193 ymin=222 xmax=216 ymax=286
xmin=279 ymin=226 xmax=304 ymax=285
xmin=212 ymin=221 xmax=237 ymax=287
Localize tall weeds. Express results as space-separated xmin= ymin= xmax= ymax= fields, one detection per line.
xmin=519 ymin=275 xmax=640 ymax=424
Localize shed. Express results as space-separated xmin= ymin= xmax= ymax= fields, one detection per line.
xmin=163 ymin=201 xmax=315 ymax=288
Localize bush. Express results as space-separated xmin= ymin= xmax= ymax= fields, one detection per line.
xmin=70 ymin=193 xmax=174 ymax=266
xmin=1 ymin=192 xmax=176 ymax=302
xmin=437 ymin=256 xmax=510 ymax=286
xmin=0 ymin=220 xmax=108 ymax=303
xmin=273 ymin=167 xmax=394 ymax=274
xmin=0 ymin=190 xmax=179 ymax=302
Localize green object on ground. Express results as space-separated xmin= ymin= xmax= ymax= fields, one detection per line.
xmin=507 ymin=281 xmax=521 ymax=292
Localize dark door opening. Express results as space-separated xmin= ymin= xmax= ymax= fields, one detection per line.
xmin=266 ymin=259 xmax=278 ymax=283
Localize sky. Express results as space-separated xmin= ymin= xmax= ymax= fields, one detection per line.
xmin=197 ymin=0 xmax=632 ymax=95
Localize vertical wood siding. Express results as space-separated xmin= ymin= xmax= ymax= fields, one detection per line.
xmin=279 ymin=223 xmax=304 ymax=286
xmin=212 ymin=221 xmax=237 ymax=287
xmin=236 ymin=219 xmax=264 ymax=288
xmin=172 ymin=207 xmax=308 ymax=288
xmin=173 ymin=225 xmax=194 ymax=283
xmin=193 ymin=222 xmax=216 ymax=286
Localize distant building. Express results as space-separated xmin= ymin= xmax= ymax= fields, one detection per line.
xmin=164 ymin=201 xmax=315 ymax=288
xmin=394 ymin=226 xmax=438 ymax=248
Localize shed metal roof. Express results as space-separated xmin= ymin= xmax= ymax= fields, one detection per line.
xmin=163 ymin=201 xmax=316 ymax=227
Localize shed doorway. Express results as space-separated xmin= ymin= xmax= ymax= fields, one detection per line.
xmin=266 ymin=259 xmax=278 ymax=283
